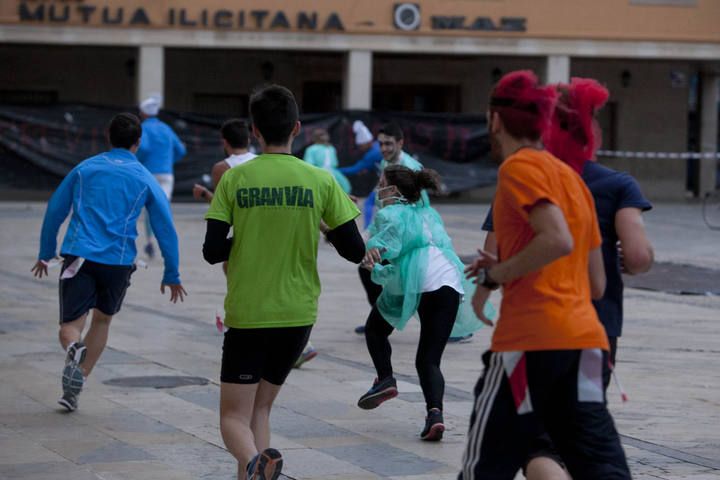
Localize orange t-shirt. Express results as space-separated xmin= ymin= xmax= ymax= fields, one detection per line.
xmin=491 ymin=148 xmax=609 ymax=352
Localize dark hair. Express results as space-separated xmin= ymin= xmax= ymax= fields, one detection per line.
xmin=221 ymin=118 xmax=250 ymax=149
xmin=249 ymin=85 xmax=299 ymax=146
xmin=378 ymin=122 xmax=404 ymax=141
xmin=312 ymin=128 xmax=329 ymax=144
xmin=383 ymin=165 xmax=441 ymax=203
xmin=108 ymin=113 xmax=141 ymax=149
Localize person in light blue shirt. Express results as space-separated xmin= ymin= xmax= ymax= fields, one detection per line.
xmin=32 ymin=113 xmax=186 ymax=413
xmin=135 ymin=95 xmax=186 ymax=258
xmin=304 ymin=128 xmax=352 ymax=194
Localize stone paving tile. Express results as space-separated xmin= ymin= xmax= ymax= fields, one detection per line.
xmin=88 ymin=461 xmax=195 ymax=480
xmin=272 ymin=405 xmax=359 ymax=439
xmin=0 ymin=432 xmax=67 ymax=465
xmin=75 ymin=440 xmax=155 ymax=464
xmin=95 ymin=347 xmax=149 ymax=365
xmin=281 ymin=447 xmax=375 ymax=478
xmin=140 ymin=440 xmax=239 ymax=479
xmin=169 ymin=384 xmax=221 ymax=411
xmin=0 ymin=462 xmax=102 ymax=480
xmin=96 ymin=409 xmax=180 ymax=434
xmin=318 ymin=442 xmax=446 ymax=477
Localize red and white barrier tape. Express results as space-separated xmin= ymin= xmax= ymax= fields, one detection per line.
xmin=597 ymin=150 xmax=720 ymax=159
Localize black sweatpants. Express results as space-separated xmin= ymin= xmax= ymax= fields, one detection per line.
xmin=459 ymin=349 xmax=631 ymax=480
xmin=364 ymin=286 xmax=460 ymax=412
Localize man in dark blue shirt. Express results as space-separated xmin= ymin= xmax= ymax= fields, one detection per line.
xmin=480 ymin=162 xmax=653 ymax=366
xmin=581 ymin=161 xmax=653 ymax=364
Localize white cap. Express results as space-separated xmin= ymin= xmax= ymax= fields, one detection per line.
xmin=353 ymin=120 xmax=373 ymax=145
xmin=139 ymin=94 xmax=162 ymax=116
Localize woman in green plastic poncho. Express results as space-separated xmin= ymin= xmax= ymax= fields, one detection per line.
xmin=303 ymin=128 xmax=352 ymax=194
xmin=356 ymin=165 xmax=495 ymax=442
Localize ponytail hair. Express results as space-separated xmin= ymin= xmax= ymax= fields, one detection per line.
xmin=543 ymin=77 xmax=609 ymax=173
xmin=383 ymin=165 xmax=441 ymax=203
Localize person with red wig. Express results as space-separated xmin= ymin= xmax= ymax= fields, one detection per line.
xmin=544 ymin=78 xmax=654 ymax=371
xmin=460 ymin=71 xmax=631 ymax=479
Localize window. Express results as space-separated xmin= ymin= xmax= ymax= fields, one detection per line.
xmin=372 ymin=84 xmax=461 ymax=113
xmin=596 ymin=101 xmax=618 ymax=152
xmin=192 ymin=93 xmax=248 ymax=117
xmin=302 ymin=82 xmax=342 ymax=113
xmin=0 ymin=90 xmax=58 ymax=105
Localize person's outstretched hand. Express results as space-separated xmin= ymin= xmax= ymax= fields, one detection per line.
xmin=162 ymin=283 xmax=188 ymax=303
xmin=193 ymin=184 xmax=212 ymax=202
xmin=361 ymin=248 xmax=382 ymax=271
xmin=31 ymin=260 xmax=48 ymax=278
xmin=465 ymin=249 xmax=498 ymax=281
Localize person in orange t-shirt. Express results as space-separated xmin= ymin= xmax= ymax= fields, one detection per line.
xmin=459 ymin=71 xmax=630 ymax=480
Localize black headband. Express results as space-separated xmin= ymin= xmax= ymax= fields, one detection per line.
xmin=490 ymin=97 xmax=539 ymax=113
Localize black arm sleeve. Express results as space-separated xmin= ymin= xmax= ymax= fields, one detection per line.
xmin=325 ymin=219 xmax=365 ymax=264
xmin=203 ymin=219 xmax=232 ymax=264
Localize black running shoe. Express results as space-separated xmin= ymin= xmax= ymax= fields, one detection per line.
xmin=144 ymin=242 xmax=155 ymax=259
xmin=65 ymin=342 xmax=87 ymax=366
xmin=420 ymin=408 xmax=445 ymax=441
xmin=247 ymin=448 xmax=283 ymax=480
xmin=58 ymin=392 xmax=78 ymax=412
xmin=357 ymin=376 xmax=398 ymax=410
xmin=354 ymin=325 xmax=366 ymax=335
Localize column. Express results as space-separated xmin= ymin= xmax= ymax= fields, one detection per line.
xmin=343 ymin=50 xmax=373 ymax=110
xmin=545 ymin=55 xmax=570 ymax=84
xmin=699 ymin=72 xmax=719 ymax=196
xmin=137 ymin=45 xmax=164 ymax=103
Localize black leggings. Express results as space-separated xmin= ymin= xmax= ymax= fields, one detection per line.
xmin=364 ymin=286 xmax=460 ymax=412
xmin=358 ymin=265 xmax=382 ymax=306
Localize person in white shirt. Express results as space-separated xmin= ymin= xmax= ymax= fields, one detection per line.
xmin=193 ymin=119 xmax=257 ymax=202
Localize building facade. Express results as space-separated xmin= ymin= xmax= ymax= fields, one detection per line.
xmin=1 ymin=0 xmax=718 ymax=198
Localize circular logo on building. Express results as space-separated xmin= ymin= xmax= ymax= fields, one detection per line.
xmin=394 ymin=3 xmax=421 ymax=31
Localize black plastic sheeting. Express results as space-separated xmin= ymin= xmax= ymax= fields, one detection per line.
xmin=0 ymin=104 xmax=497 ymax=195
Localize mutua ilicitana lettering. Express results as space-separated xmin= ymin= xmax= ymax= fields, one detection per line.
xmin=237 ymin=187 xmax=314 ymax=208
xmin=18 ymin=3 xmax=345 ymax=31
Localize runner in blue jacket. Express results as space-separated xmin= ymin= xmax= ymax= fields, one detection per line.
xmin=32 ymin=113 xmax=186 ymax=412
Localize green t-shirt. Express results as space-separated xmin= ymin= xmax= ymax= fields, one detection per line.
xmin=205 ymin=153 xmax=360 ymax=329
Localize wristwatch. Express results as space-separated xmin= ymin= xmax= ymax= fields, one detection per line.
xmin=478 ymin=268 xmax=500 ymax=290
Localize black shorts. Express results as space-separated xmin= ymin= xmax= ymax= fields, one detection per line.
xmin=221 ymin=325 xmax=312 ymax=385
xmin=59 ymin=255 xmax=135 ymax=323
xmin=460 ymin=349 xmax=631 ymax=480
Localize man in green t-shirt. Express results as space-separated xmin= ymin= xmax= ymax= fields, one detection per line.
xmin=203 ymin=85 xmax=364 ymax=480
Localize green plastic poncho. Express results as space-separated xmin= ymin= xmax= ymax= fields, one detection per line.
xmin=367 ymin=203 xmax=495 ymax=334
xmin=304 ymin=144 xmax=352 ymax=194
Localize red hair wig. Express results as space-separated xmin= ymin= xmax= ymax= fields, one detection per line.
xmin=543 ymin=77 xmax=610 ymax=173
xmin=489 ymin=70 xmax=558 ymax=141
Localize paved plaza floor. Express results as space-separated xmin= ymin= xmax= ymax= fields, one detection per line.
xmin=0 ymin=201 xmax=718 ymax=479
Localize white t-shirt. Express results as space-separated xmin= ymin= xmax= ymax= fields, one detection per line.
xmin=224 ymin=152 xmax=257 ymax=168
xmin=422 ymin=246 xmax=464 ymax=294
